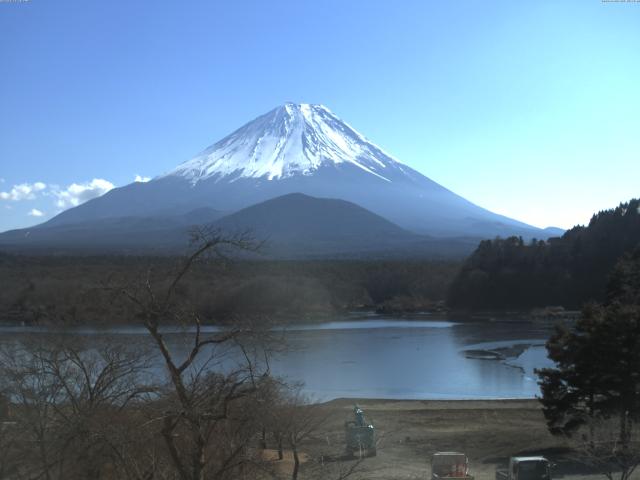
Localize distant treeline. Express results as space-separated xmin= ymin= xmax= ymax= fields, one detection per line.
xmin=5 ymin=199 xmax=638 ymax=322
xmin=0 ymin=254 xmax=460 ymax=325
xmin=448 ymin=198 xmax=640 ymax=310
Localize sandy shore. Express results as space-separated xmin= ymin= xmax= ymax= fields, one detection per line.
xmin=285 ymin=398 xmax=630 ymax=480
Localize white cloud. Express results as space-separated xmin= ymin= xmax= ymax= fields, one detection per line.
xmin=28 ymin=208 xmax=44 ymax=217
xmin=1 ymin=178 xmax=116 ymax=214
xmin=134 ymin=174 xmax=151 ymax=183
xmin=52 ymin=178 xmax=115 ymax=209
xmin=0 ymin=182 xmax=47 ymax=201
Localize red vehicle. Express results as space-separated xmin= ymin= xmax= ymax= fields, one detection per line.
xmin=431 ymin=452 xmax=474 ymax=480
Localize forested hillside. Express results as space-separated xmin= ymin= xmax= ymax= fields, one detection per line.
xmin=447 ymin=199 xmax=640 ymax=309
xmin=0 ymin=255 xmax=459 ymax=325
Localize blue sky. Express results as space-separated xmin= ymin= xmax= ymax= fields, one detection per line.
xmin=1 ymin=0 xmax=639 ymax=232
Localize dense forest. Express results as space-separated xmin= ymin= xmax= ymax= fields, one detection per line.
xmin=448 ymin=198 xmax=640 ymax=310
xmin=0 ymin=254 xmax=460 ymax=326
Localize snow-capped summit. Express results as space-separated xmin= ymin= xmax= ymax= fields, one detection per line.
xmin=31 ymin=102 xmax=552 ymax=242
xmin=167 ymin=103 xmax=405 ymax=183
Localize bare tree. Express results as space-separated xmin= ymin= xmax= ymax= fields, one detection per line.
xmin=256 ymin=380 xmax=377 ymax=480
xmin=0 ymin=343 xmax=60 ymax=480
xmin=269 ymin=387 xmax=329 ymax=480
xmin=0 ymin=340 xmax=153 ymax=480
xmin=0 ymin=229 xmax=293 ymax=480
xmin=119 ymin=228 xmax=274 ymax=480
xmin=570 ymin=414 xmax=640 ymax=480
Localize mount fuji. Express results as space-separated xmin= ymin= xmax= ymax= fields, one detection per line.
xmin=0 ymin=103 xmax=557 ymax=256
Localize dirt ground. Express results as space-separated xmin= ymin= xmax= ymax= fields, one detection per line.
xmin=277 ymin=398 xmax=637 ymax=480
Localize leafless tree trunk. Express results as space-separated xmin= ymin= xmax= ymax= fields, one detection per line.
xmin=119 ymin=228 xmax=273 ymax=480
xmin=0 ymin=228 xmax=289 ymax=480
xmin=274 ymin=388 xmax=329 ymax=480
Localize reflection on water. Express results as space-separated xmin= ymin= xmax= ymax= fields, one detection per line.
xmin=271 ymin=319 xmax=555 ymax=400
xmin=0 ymin=314 xmax=558 ymax=401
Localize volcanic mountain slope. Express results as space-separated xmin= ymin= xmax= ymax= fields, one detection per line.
xmin=32 ymin=103 xmax=550 ymax=240
xmin=213 ymin=193 xmax=478 ymax=257
xmin=216 ymin=193 xmax=412 ymax=241
xmin=0 ymin=207 xmax=224 ymax=252
xmin=0 ymin=193 xmax=479 ymax=258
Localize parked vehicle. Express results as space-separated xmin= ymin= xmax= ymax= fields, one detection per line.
xmin=496 ymin=456 xmax=552 ymax=480
xmin=431 ymin=452 xmax=474 ymax=479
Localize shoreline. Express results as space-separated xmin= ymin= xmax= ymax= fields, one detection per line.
xmin=0 ymin=309 xmax=575 ymax=329
xmin=324 ymin=397 xmax=542 ymax=408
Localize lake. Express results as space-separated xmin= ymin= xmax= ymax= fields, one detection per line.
xmin=0 ymin=313 xmax=558 ymax=401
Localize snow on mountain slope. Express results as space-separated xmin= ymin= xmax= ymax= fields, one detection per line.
xmin=166 ymin=103 xmax=406 ymax=183
xmin=21 ymin=102 xmax=553 ymax=241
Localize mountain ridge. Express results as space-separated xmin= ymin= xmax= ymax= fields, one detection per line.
xmin=1 ymin=103 xmax=563 ymax=252
xmin=0 ymin=193 xmax=480 ymax=258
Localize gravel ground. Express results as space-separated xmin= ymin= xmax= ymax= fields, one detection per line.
xmin=277 ymin=398 xmax=637 ymax=480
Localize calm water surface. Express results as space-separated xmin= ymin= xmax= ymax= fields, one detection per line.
xmin=0 ymin=314 xmax=558 ymax=401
